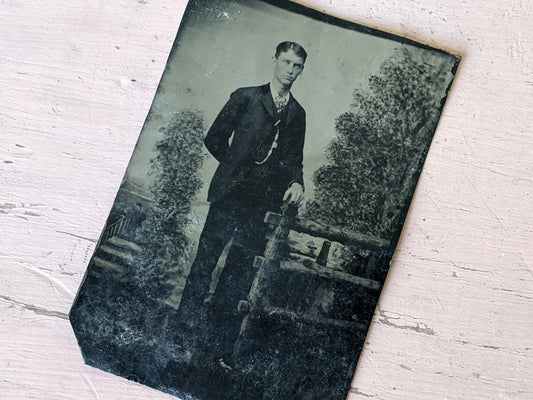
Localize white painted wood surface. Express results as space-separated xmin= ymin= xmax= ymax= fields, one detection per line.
xmin=1 ymin=0 xmax=531 ymax=399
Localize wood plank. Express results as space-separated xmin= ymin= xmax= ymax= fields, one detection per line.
xmin=267 ymin=212 xmax=391 ymax=252
xmin=293 ymin=216 xmax=391 ymax=252
xmin=260 ymin=305 xmax=369 ymax=331
xmin=280 ymin=260 xmax=383 ymax=291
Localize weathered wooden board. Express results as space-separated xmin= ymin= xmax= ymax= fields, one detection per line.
xmin=1 ymin=0 xmax=531 ymax=399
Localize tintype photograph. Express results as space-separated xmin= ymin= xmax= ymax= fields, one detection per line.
xmin=69 ymin=0 xmax=459 ymax=399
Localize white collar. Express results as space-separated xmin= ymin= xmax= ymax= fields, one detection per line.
xmin=270 ymin=82 xmax=290 ymax=103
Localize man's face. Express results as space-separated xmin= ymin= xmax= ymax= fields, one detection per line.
xmin=273 ymin=49 xmax=305 ymax=88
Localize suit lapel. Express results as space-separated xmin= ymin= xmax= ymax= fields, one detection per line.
xmin=285 ymin=95 xmax=298 ymax=127
xmin=262 ymin=89 xmax=274 ymax=118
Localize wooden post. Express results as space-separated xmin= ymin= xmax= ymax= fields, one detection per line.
xmin=316 ymin=240 xmax=331 ymax=266
xmin=233 ymin=202 xmax=296 ymax=357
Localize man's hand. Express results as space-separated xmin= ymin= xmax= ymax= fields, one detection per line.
xmin=283 ymin=182 xmax=304 ymax=207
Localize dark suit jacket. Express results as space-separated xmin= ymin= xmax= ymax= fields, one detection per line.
xmin=205 ymin=83 xmax=306 ymax=203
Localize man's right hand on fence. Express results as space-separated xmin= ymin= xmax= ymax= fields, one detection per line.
xmin=283 ymin=182 xmax=304 ymax=207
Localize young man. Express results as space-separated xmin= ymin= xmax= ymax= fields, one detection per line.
xmin=178 ymin=41 xmax=307 ymax=363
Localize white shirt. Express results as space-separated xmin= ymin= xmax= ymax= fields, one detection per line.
xmin=270 ymin=82 xmax=290 ymax=113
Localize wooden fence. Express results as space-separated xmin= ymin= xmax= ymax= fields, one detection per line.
xmin=233 ymin=203 xmax=392 ymax=357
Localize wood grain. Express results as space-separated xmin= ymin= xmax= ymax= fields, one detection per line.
xmin=1 ymin=0 xmax=531 ymax=399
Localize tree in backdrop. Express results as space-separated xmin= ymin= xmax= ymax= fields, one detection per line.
xmin=308 ymin=46 xmax=456 ymax=244
xmin=135 ymin=109 xmax=206 ymax=302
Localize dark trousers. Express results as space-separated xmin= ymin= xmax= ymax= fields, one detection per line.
xmin=177 ymin=196 xmax=272 ymax=359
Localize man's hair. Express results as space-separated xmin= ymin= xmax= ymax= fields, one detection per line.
xmin=275 ymin=41 xmax=307 ymax=63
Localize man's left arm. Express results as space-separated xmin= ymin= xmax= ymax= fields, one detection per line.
xmin=283 ymin=111 xmax=306 ymax=207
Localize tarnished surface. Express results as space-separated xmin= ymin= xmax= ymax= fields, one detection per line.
xmin=1 ymin=0 xmax=532 ymax=399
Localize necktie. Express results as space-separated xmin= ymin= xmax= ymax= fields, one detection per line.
xmin=273 ymin=95 xmax=288 ymax=114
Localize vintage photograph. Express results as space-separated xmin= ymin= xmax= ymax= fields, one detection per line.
xmin=69 ymin=0 xmax=459 ymax=399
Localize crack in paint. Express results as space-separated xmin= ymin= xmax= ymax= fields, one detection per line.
xmin=452 ymin=262 xmax=490 ymax=274
xmin=0 ymin=294 xmax=68 ymax=320
xmin=481 ymin=345 xmax=501 ymax=350
xmin=21 ymin=264 xmax=74 ymax=298
xmin=350 ymin=387 xmax=375 ymax=397
xmin=464 ymin=172 xmax=505 ymax=229
xmin=55 ymin=229 xmax=97 ymax=243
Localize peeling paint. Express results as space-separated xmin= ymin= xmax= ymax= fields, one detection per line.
xmin=378 ymin=308 xmax=436 ymax=336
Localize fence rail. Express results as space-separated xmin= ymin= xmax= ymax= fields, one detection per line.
xmin=234 ymin=203 xmax=387 ymax=358
xmin=100 ymin=216 xmax=133 ymax=244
